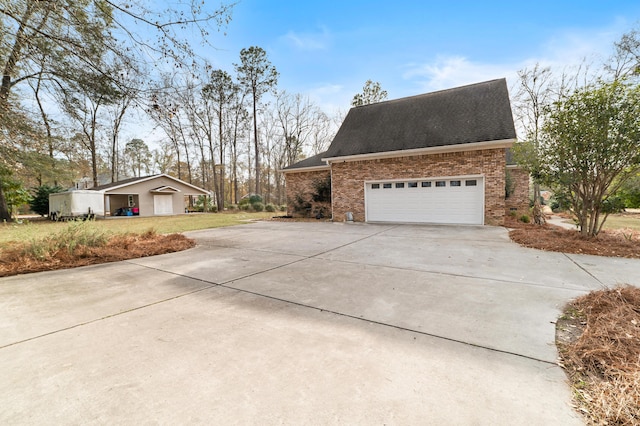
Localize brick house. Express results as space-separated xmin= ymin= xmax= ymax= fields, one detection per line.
xmin=282 ymin=79 xmax=529 ymax=225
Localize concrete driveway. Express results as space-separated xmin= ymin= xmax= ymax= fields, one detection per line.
xmin=1 ymin=222 xmax=639 ymax=425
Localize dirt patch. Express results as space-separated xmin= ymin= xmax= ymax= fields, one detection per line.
xmin=506 ymin=216 xmax=640 ymax=259
xmin=556 ymin=286 xmax=640 ymax=424
xmin=0 ymin=233 xmax=195 ymax=277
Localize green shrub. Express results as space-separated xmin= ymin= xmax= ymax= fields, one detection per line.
xmin=265 ymin=203 xmax=276 ymax=212
xmin=617 ymin=174 xmax=640 ymax=208
xmin=519 ymin=214 xmax=530 ymax=224
xmin=252 ymin=202 xmax=264 ymax=212
xmin=292 ymin=194 xmax=312 ymax=215
xmin=602 ymin=196 xmax=626 ymax=214
xmin=240 ymin=203 xmax=250 ymax=211
xmin=312 ymin=176 xmax=331 ymax=203
xmin=30 ymin=185 xmax=63 ymax=216
xmin=505 ymin=170 xmax=515 ymax=198
xmin=249 ymin=194 xmax=263 ymax=204
xmin=194 ymin=195 xmax=217 ymax=212
xmin=279 ymin=205 xmax=287 ymax=212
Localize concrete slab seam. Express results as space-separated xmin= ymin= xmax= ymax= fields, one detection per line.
xmin=0 ymin=276 xmax=221 ymax=351
xmin=215 ymin=280 xmax=559 ymax=367
xmin=561 ymin=253 xmax=606 ymax=288
xmin=195 ymin=224 xmax=400 ymax=259
xmin=129 ymin=243 xmax=567 ymax=366
xmin=308 ymin=256 xmax=593 ymax=294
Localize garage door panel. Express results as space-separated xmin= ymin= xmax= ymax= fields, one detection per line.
xmin=365 ymin=177 xmax=484 ymax=225
xmin=153 ymin=195 xmax=173 ymax=215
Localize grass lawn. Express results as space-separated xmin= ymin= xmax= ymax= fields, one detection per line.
xmin=0 ymin=212 xmax=274 ymax=246
xmin=603 ymin=213 xmax=640 ymax=231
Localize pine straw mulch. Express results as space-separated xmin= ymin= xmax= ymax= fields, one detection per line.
xmin=0 ymin=232 xmax=195 ymax=277
xmin=506 ymin=216 xmax=640 ymax=259
xmin=556 ymin=286 xmax=640 ymax=425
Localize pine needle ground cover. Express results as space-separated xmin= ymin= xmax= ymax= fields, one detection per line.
xmin=0 ymin=221 xmax=194 ymax=277
xmin=557 ymin=286 xmax=640 ymax=425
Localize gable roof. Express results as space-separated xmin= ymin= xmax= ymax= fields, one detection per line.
xmin=91 ymin=174 xmax=208 ymax=194
xmin=323 ymin=78 xmax=516 ymax=161
xmin=91 ymin=175 xmax=151 ymax=191
xmin=150 ymin=185 xmax=181 ymax=193
xmin=281 ymin=151 xmax=330 ymax=172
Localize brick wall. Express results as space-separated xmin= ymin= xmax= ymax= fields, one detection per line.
xmin=284 ymin=169 xmax=331 ymax=217
xmin=505 ymin=167 xmax=530 ymax=215
xmin=330 ymin=148 xmax=507 ymax=225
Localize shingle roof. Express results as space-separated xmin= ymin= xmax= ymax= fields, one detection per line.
xmin=322 ymin=78 xmax=516 ymax=159
xmin=91 ymin=175 xmax=159 ymax=191
xmin=90 ymin=174 xmax=208 ymax=194
xmin=281 ymin=151 xmax=329 ymax=171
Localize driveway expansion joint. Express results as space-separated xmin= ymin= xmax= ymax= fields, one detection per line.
xmin=562 ymin=253 xmax=605 ymax=287
xmin=0 ymin=272 xmax=221 ymax=350
xmin=213 ymin=280 xmax=560 ymax=367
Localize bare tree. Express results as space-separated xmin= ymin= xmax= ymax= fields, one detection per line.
xmin=228 ymin=90 xmax=249 ymax=204
xmin=511 ymin=63 xmax=555 ymax=225
xmin=202 ymin=69 xmax=239 ymax=210
xmin=0 ymin=0 xmax=234 ymax=220
xmin=606 ymin=27 xmax=640 ymax=79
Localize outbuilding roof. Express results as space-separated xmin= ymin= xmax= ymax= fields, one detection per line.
xmin=323 ymin=78 xmax=516 ymax=160
xmin=91 ymin=174 xmax=208 ymax=194
xmin=91 ymin=175 xmax=151 ymax=191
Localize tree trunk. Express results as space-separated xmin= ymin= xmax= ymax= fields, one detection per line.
xmin=532 ymin=183 xmax=545 ymax=225
xmin=252 ymin=89 xmax=260 ymax=195
xmin=0 ymin=176 xmax=11 ymax=221
xmin=0 ymin=4 xmax=37 ymax=221
xmin=217 ymin=107 xmax=225 ymax=212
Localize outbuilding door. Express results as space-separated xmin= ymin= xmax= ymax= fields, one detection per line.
xmin=365 ymin=176 xmax=484 ymax=225
xmin=153 ymin=194 xmax=173 ymax=215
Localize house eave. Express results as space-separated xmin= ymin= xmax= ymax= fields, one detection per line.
xmin=279 ymin=165 xmax=330 ymax=174
xmin=322 ymin=139 xmax=516 ymax=164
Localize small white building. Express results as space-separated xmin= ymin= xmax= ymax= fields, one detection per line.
xmin=92 ymin=174 xmax=209 ymax=217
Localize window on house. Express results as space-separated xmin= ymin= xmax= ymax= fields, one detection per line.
xmin=408 ymin=182 xmax=418 ymax=188
xmin=450 ymin=180 xmax=461 ymax=187
xmin=465 ymin=180 xmax=477 ymax=186
xmin=383 ymin=183 xmax=392 ymax=189
xmin=371 ymin=183 xmax=380 ymax=189
xmin=421 ymin=182 xmax=432 ymax=187
xmin=395 ymin=182 xmax=405 ymax=188
xmin=435 ymin=181 xmax=446 ymax=187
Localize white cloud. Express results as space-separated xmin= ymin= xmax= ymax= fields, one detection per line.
xmin=402 ymin=56 xmax=518 ymax=92
xmin=401 ymin=23 xmax=629 ymax=95
xmin=281 ymin=26 xmax=331 ymax=51
xmin=306 ymin=83 xmax=349 ymax=117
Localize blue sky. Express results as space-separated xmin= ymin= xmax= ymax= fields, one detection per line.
xmin=195 ymin=0 xmax=640 ymax=113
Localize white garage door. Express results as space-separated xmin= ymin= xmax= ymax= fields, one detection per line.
xmin=365 ymin=177 xmax=484 ymax=225
xmin=153 ymin=195 xmax=174 ymax=215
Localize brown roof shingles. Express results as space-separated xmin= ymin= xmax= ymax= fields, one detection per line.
xmin=323 ymin=78 xmax=516 ymax=159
